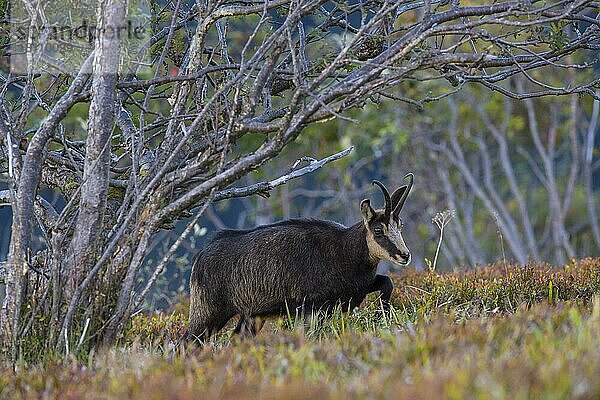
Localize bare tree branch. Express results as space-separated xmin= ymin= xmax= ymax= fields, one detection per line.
xmin=213 ymin=147 xmax=354 ymax=201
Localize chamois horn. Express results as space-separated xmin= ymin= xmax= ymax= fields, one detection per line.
xmin=372 ymin=180 xmax=391 ymax=220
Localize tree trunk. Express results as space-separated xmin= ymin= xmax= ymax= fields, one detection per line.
xmin=66 ymin=0 xmax=125 ymax=294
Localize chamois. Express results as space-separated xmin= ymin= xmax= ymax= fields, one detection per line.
xmin=187 ymin=174 xmax=414 ymax=341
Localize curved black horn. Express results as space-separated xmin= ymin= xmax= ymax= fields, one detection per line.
xmin=393 ymin=173 xmax=414 ymax=218
xmin=372 ymin=180 xmax=391 ymax=219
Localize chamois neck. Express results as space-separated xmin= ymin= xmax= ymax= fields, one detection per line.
xmin=345 ymin=221 xmax=376 ymax=267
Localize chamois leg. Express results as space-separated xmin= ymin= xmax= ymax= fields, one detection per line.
xmin=233 ymin=315 xmax=265 ymax=338
xmin=370 ymin=274 xmax=393 ymax=311
xmin=187 ymin=313 xmax=234 ymax=343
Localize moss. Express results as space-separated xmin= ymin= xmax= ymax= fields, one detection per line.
xmin=107 ymin=186 xmax=125 ymax=200
xmin=64 ymin=180 xmax=78 ymax=191
xmin=0 ymin=0 xmax=7 ymax=19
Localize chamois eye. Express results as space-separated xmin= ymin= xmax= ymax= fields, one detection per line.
xmin=373 ymin=227 xmax=383 ymax=235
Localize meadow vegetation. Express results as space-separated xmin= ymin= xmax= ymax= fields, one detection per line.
xmin=2 ymin=258 xmax=600 ymax=399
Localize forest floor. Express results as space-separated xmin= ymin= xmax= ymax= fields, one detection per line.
xmin=3 ymin=258 xmax=600 ymax=399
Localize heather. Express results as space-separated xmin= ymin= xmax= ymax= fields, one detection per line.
xmin=3 ymin=258 xmax=600 ymax=399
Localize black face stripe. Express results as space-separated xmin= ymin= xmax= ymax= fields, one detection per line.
xmin=368 ymin=211 xmax=409 ymax=257
xmin=373 ymin=235 xmax=403 ymax=257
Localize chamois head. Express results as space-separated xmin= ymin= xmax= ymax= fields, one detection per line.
xmin=360 ymin=173 xmax=414 ymax=267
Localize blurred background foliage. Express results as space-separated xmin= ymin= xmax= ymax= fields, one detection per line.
xmin=2 ymin=64 xmax=597 ymax=310
xmin=131 ymin=76 xmax=598 ymax=309
xmin=0 ymin=0 xmax=598 ymax=311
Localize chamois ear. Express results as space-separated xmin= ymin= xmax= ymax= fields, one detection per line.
xmin=390 ymin=186 xmax=408 ymax=210
xmin=360 ymin=199 xmax=375 ymax=222
xmin=392 ymin=173 xmax=414 ymax=219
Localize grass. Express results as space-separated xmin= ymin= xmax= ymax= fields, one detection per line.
xmin=2 ymin=258 xmax=600 ymax=399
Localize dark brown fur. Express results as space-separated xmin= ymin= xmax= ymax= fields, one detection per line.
xmin=187 ymin=176 xmax=413 ymax=342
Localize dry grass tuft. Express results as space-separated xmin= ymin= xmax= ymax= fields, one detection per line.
xmin=3 ymin=258 xmax=600 ymax=399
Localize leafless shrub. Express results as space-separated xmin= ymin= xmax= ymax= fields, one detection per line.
xmin=0 ymin=0 xmax=598 ymax=360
